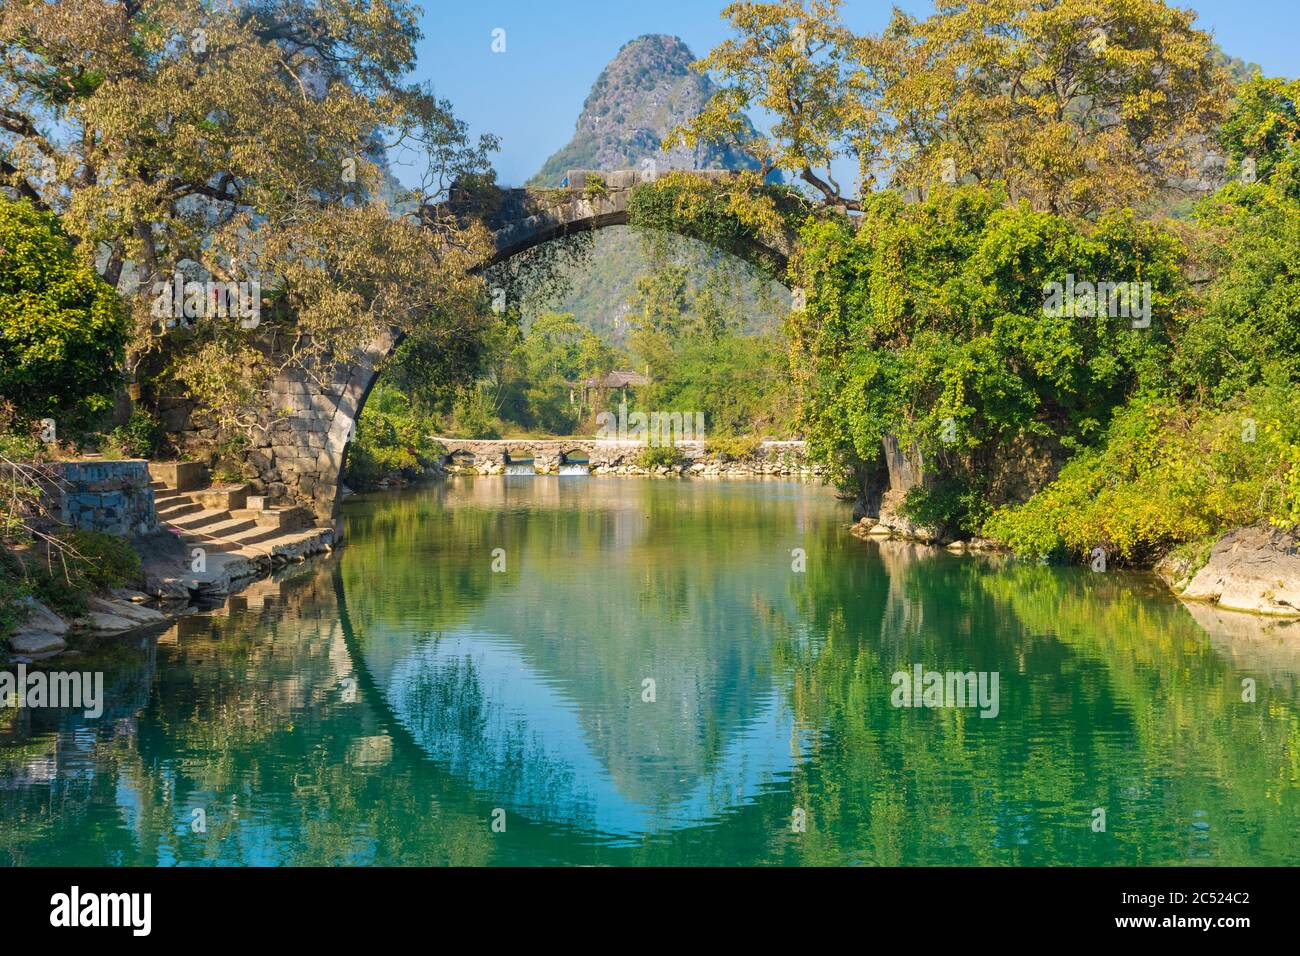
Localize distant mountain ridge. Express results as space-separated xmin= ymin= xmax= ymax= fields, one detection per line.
xmin=524 ymin=35 xmax=786 ymax=344
xmin=529 ymin=34 xmax=766 ymax=187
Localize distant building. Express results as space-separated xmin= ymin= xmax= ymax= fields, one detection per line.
xmin=569 ymin=370 xmax=650 ymax=409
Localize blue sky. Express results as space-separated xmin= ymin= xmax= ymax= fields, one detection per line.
xmin=407 ymin=1 xmax=1300 ymax=189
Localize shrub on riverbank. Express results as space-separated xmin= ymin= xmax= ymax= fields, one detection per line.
xmin=706 ymin=435 xmax=762 ymax=460
xmin=984 ymin=385 xmax=1300 ymax=564
xmin=0 ymin=197 xmax=127 ymax=433
xmin=102 ymin=409 xmax=166 ymax=460
xmin=345 ymin=383 xmax=446 ymax=490
xmin=636 ymin=444 xmax=684 ymax=469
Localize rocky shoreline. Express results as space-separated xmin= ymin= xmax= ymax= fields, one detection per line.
xmin=1156 ymin=526 xmax=1300 ymax=618
xmin=851 ymin=514 xmax=1300 ymax=621
xmin=5 ymin=527 xmax=335 ymax=664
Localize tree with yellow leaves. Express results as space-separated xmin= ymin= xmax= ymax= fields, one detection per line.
xmin=672 ymin=0 xmax=1229 ymax=217
xmin=0 ymin=0 xmax=496 ymax=439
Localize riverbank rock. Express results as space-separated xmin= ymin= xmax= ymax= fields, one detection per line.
xmin=87 ymin=596 xmax=167 ymax=627
xmin=8 ymin=631 xmax=67 ymax=659
xmin=17 ymin=597 xmax=68 ymax=636
xmin=854 ymin=490 xmax=946 ymax=544
xmin=72 ymin=595 xmax=169 ymax=634
xmin=1154 ymin=548 xmax=1200 ymax=594
xmin=1179 ymin=526 xmax=1300 ymax=617
xmin=6 ymin=598 xmax=70 ymax=660
xmin=858 ymin=522 xmax=893 ymax=537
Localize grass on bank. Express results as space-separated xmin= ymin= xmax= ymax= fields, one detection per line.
xmin=983 ymin=384 xmax=1300 ymax=565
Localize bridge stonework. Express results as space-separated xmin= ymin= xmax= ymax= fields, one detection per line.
xmin=436 ymin=438 xmax=824 ymax=478
xmin=454 ymin=168 xmax=790 ymax=270
xmin=248 ymin=330 xmax=393 ymax=526
xmin=245 ymin=170 xmax=793 ymax=527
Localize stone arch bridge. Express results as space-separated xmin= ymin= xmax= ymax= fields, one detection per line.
xmin=247 ymin=169 xmax=794 ymax=527
xmin=434 ymin=437 xmax=817 ymax=476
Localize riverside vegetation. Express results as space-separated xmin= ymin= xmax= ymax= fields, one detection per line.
xmin=634 ymin=0 xmax=1300 ymax=583
xmin=1 ymin=0 xmax=1298 ymax=634
xmin=2 ymin=0 xmax=1300 ymax=874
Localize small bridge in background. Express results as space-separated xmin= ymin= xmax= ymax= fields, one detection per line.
xmin=435 ymin=438 xmax=815 ymax=475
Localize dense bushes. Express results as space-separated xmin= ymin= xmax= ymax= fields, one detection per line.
xmin=103 ymin=409 xmax=165 ymax=459
xmin=982 ymin=76 xmax=1300 ymax=561
xmin=344 ymin=383 xmax=445 ymax=489
xmin=705 ymin=434 xmax=762 ymax=460
xmin=636 ymin=444 xmax=683 ymax=469
xmin=0 ymin=197 xmax=128 ymax=432
xmin=789 ymin=186 xmax=1186 ymax=531
xmin=984 ymin=386 xmax=1300 ymax=563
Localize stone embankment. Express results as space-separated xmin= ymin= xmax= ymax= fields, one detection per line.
xmin=5 ymin=459 xmax=335 ymax=662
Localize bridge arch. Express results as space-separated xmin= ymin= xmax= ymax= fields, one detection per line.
xmin=450 ymin=169 xmax=793 ymax=276
xmin=444 ymin=449 xmax=478 ymax=473
xmin=257 ymin=169 xmax=797 ymax=528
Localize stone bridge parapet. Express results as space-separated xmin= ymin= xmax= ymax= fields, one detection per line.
xmin=435 ymin=438 xmax=824 ymax=478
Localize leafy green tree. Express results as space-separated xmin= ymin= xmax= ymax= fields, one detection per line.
xmin=637 ymin=333 xmax=795 ymax=438
xmin=476 ymin=312 xmax=619 ymax=436
xmin=989 ymin=78 xmax=1300 ymax=557
xmin=871 ymin=0 xmax=1229 ymax=216
xmin=0 ymin=196 xmax=127 ymax=429
xmin=1 ymin=0 xmax=495 ymax=442
xmin=1217 ymin=74 xmax=1300 ymax=184
xmin=1174 ymin=75 xmax=1300 ymax=400
xmin=789 ymin=184 xmax=1186 ymax=529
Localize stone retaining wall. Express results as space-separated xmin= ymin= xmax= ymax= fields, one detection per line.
xmin=56 ymin=460 xmax=160 ymax=537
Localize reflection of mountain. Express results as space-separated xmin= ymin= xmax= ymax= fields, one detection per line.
xmin=6 ymin=480 xmax=1300 ymax=865
xmin=343 ymin=477 xmax=823 ymax=835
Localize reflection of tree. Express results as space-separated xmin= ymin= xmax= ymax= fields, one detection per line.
xmin=7 ymin=481 xmax=1297 ymax=866
xmin=978 ymin=563 xmax=1300 ymax=864
xmin=0 ymin=564 xmax=499 ymax=865
xmin=764 ymin=548 xmax=1300 ymax=865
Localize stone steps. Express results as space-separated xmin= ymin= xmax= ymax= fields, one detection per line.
xmin=192 ymin=484 xmax=250 ymax=511
xmin=155 ymin=499 xmax=204 ymax=522
xmin=146 ymin=469 xmax=333 ymax=599
xmin=178 ymin=514 xmax=261 ymax=540
xmin=144 ymin=465 xmax=335 ymax=595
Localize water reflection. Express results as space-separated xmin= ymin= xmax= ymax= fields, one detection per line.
xmin=1 ymin=477 xmax=1297 ymax=866
xmin=344 ymin=478 xmax=815 ymax=840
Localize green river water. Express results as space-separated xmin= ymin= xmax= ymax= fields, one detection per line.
xmin=2 ymin=476 xmax=1298 ymax=865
